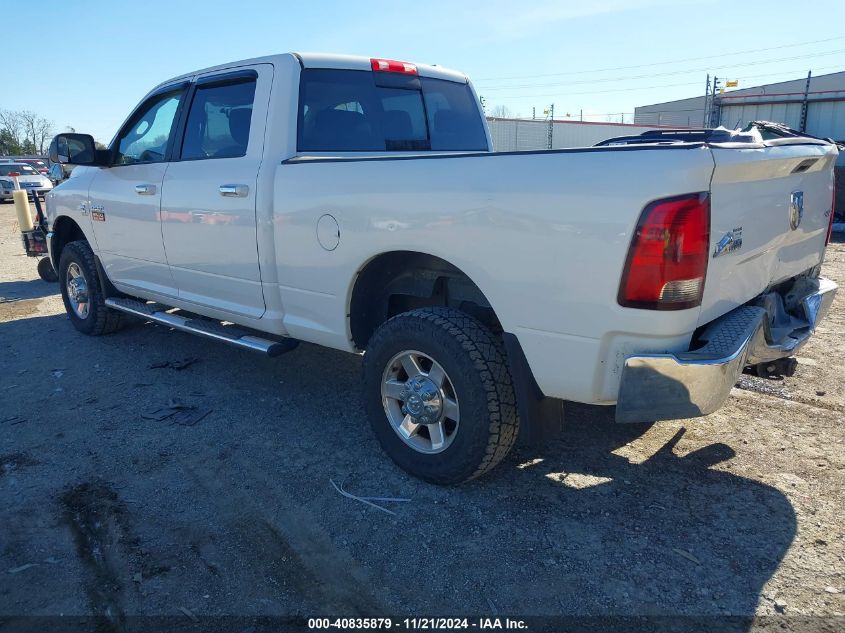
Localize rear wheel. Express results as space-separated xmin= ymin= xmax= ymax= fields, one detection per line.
xmin=363 ymin=307 xmax=518 ymax=484
xmin=58 ymin=240 xmax=124 ymax=335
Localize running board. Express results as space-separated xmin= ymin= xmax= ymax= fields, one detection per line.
xmin=104 ymin=297 xmax=299 ymax=357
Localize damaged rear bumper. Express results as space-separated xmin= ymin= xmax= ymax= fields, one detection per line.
xmin=615 ymin=276 xmax=837 ymax=423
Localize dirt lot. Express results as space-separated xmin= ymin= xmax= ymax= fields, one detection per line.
xmin=0 ymin=207 xmax=844 ymax=631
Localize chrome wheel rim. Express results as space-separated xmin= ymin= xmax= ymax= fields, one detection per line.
xmin=381 ymin=350 xmax=460 ymax=454
xmin=65 ymin=262 xmax=90 ymax=319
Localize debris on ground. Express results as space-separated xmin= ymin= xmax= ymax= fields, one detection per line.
xmin=142 ymin=401 xmax=212 ymax=426
xmin=329 ymin=479 xmax=410 ymax=516
xmin=7 ymin=563 xmax=39 ymax=574
xmin=150 ymin=357 xmax=200 ymax=371
xmin=671 ymin=548 xmax=701 ymax=565
xmin=178 ymin=606 xmax=199 ymax=622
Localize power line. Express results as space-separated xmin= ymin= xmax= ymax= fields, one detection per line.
xmin=472 ymin=34 xmax=845 ymax=82
xmin=476 ymin=49 xmax=845 ymax=91
xmin=483 ymin=64 xmax=845 ymax=101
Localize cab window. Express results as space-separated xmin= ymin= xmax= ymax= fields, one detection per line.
xmin=180 ymin=77 xmax=257 ymax=160
xmin=113 ymin=89 xmax=184 ymax=165
xmin=297 ymin=69 xmax=487 ymax=152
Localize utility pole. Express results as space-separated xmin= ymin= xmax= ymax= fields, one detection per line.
xmin=532 ymin=106 xmax=535 ymax=120
xmin=799 ymin=70 xmax=812 ymax=132
xmin=547 ymin=103 xmax=554 ymax=149
xmin=708 ymin=76 xmax=722 ymax=128
xmin=702 ymin=74 xmax=711 ymax=127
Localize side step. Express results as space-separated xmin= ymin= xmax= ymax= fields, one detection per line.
xmin=104 ymin=297 xmax=299 ymax=357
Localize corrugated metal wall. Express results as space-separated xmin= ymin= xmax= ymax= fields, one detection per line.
xmin=487 ymin=118 xmax=668 ymax=151
xmin=719 ymin=95 xmax=845 ymax=139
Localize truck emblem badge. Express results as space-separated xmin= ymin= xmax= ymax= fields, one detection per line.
xmin=789 ymin=191 xmax=804 ymax=230
xmin=713 ymin=227 xmax=743 ymax=258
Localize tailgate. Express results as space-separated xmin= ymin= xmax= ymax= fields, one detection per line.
xmin=698 ymin=141 xmax=838 ymax=325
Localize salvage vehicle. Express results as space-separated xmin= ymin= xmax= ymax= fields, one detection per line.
xmin=46 ymin=53 xmax=838 ymax=484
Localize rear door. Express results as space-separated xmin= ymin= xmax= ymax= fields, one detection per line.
xmin=699 ymin=141 xmax=837 ymax=325
xmin=160 ymin=65 xmax=270 ymax=318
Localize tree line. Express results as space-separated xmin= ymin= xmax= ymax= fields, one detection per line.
xmin=0 ymin=109 xmax=54 ymax=156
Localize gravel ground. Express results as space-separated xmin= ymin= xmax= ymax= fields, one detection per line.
xmin=0 ymin=207 xmax=843 ymax=630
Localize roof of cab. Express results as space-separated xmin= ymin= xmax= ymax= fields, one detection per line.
xmin=154 ymin=52 xmax=468 ymax=91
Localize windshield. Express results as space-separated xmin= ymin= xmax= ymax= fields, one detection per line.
xmin=0 ymin=164 xmax=38 ymax=175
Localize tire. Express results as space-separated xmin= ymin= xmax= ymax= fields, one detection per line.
xmin=37 ymin=257 xmax=58 ymax=283
xmin=58 ymin=240 xmax=124 ymax=336
xmin=363 ymin=307 xmax=518 ymax=485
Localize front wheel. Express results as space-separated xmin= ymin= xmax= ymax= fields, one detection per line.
xmin=363 ymin=307 xmax=518 ymax=485
xmin=58 ymin=240 xmax=124 ymax=336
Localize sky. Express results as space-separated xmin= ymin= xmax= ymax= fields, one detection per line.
xmin=5 ymin=0 xmax=845 ymax=143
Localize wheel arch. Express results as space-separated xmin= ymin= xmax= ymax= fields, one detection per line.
xmin=49 ymin=215 xmax=88 ymax=271
xmin=348 ymin=250 xmax=501 ymax=351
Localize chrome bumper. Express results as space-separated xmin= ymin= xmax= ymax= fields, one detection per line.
xmin=615 ymin=276 xmax=837 ymax=423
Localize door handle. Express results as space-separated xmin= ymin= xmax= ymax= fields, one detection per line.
xmin=78 ymin=203 xmax=88 ymax=216
xmin=135 ymin=184 xmax=156 ymax=195
xmin=219 ymin=184 xmax=249 ymax=198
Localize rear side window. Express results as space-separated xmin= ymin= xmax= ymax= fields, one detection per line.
xmin=297 ymin=69 xmax=487 ymax=152
xmin=181 ymin=77 xmax=257 ymax=160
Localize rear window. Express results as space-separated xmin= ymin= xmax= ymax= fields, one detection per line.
xmin=297 ymin=69 xmax=487 ymax=152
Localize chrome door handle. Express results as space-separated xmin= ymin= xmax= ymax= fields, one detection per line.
xmin=219 ymin=184 xmax=248 ymax=198
xmin=78 ymin=203 xmax=88 ymax=215
xmin=135 ymin=184 xmax=156 ymax=195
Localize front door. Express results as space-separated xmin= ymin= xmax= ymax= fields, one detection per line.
xmin=88 ymin=85 xmax=187 ymax=297
xmin=160 ymin=65 xmax=270 ymax=318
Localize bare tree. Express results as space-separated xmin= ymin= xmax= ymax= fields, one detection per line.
xmin=489 ymin=104 xmax=514 ymax=119
xmin=0 ymin=109 xmax=24 ymax=146
xmin=19 ymin=110 xmax=54 ymax=155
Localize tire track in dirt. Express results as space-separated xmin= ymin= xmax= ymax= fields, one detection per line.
xmin=59 ymin=480 xmax=132 ymax=632
xmin=186 ymin=459 xmax=387 ymax=615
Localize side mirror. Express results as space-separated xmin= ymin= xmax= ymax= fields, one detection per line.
xmin=49 ymin=133 xmax=107 ymax=166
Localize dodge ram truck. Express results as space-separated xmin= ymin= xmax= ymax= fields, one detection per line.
xmin=46 ymin=53 xmax=838 ymax=484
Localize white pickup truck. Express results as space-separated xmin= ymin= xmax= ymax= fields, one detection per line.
xmin=46 ymin=53 xmax=838 ymax=484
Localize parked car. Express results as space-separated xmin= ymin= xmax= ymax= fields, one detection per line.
xmin=0 ymin=162 xmax=53 ymax=201
xmin=47 ymin=162 xmax=74 ymax=186
xmin=46 ymin=53 xmax=839 ymax=484
xmin=0 ymin=157 xmax=50 ymax=174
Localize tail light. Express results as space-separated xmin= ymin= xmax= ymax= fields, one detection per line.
xmin=371 ymin=58 xmax=418 ymax=75
xmin=826 ymin=177 xmax=836 ymax=246
xmin=618 ymin=193 xmax=710 ymax=310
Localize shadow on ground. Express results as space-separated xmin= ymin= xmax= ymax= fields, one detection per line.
xmin=0 ymin=313 xmax=797 ymax=624
xmin=0 ymin=278 xmax=59 ymax=302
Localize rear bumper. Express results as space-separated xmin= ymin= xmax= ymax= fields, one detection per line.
xmin=615 ymin=276 xmax=837 ymax=423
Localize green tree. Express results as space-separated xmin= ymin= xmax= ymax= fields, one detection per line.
xmin=0 ymin=129 xmax=23 ymax=155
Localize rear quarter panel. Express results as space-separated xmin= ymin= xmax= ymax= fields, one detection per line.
xmin=271 ymin=146 xmax=715 ymax=402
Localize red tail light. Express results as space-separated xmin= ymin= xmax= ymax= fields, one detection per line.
xmin=618 ymin=193 xmax=710 ymax=310
xmin=826 ymin=177 xmax=836 ymax=246
xmin=370 ymin=58 xmax=418 ymax=75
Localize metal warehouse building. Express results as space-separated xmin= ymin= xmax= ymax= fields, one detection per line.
xmin=634 ymin=70 xmax=845 ymax=144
